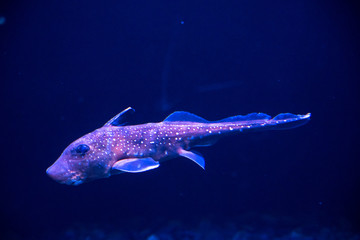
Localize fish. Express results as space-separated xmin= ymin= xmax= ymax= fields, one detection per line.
xmin=46 ymin=107 xmax=311 ymax=186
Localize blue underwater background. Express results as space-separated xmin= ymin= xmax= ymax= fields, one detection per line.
xmin=1 ymin=0 xmax=360 ymax=239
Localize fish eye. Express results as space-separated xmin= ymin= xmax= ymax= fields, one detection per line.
xmin=74 ymin=144 xmax=90 ymax=156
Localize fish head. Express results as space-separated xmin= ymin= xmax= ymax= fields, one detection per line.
xmin=46 ymin=131 xmax=114 ymax=185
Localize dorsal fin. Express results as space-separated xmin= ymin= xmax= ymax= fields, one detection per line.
xmin=103 ymin=107 xmax=135 ymax=127
xmin=163 ymin=111 xmax=209 ymax=123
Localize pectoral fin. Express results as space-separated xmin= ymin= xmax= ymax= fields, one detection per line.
xmin=112 ymin=157 xmax=160 ymax=173
xmin=177 ymin=149 xmax=205 ymax=170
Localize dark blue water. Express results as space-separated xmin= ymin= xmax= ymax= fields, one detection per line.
xmin=1 ymin=0 xmax=359 ymax=239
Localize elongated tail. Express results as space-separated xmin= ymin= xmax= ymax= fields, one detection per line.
xmin=219 ymin=112 xmax=312 ymax=131
xmin=164 ymin=111 xmax=311 ymax=131
xmin=163 ymin=111 xmax=311 ymax=170
xmin=163 ymin=111 xmax=311 ymax=147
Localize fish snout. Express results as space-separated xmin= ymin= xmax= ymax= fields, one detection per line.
xmin=46 ymin=161 xmax=80 ymax=185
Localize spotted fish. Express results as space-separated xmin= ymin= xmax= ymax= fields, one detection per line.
xmin=46 ymin=107 xmax=311 ymax=185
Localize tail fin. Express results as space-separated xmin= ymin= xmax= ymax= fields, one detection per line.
xmin=218 ymin=112 xmax=311 ymax=131
xmin=216 ymin=112 xmax=271 ymax=123
xmin=269 ymin=113 xmax=311 ymax=130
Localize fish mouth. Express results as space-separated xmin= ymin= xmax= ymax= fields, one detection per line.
xmin=67 ymin=178 xmax=84 ymax=186
xmin=46 ymin=162 xmax=84 ymax=186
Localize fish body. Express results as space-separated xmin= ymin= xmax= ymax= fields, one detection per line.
xmin=46 ymin=107 xmax=311 ymax=185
